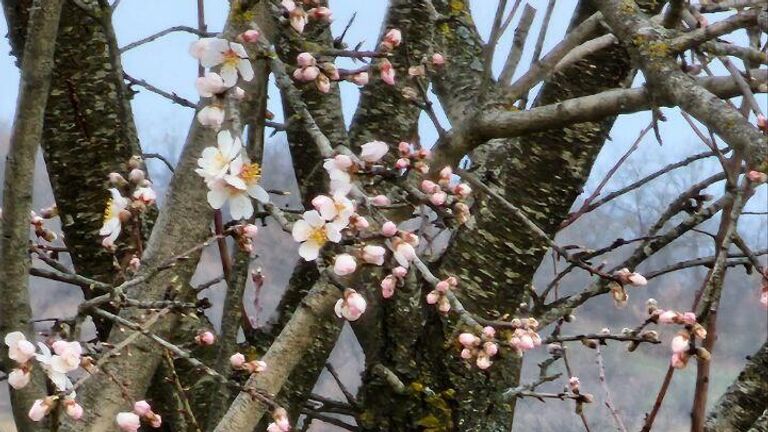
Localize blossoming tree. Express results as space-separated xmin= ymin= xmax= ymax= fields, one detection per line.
xmin=1 ymin=0 xmax=766 ymax=431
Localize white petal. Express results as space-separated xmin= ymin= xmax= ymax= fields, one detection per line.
xmin=5 ymin=331 xmax=26 ymax=347
xmin=303 ymin=210 xmax=324 ymax=228
xmin=248 ymin=185 xmax=270 ymax=203
xmin=237 ymin=59 xmax=255 ymax=82
xmin=220 ymin=65 xmax=238 ymax=87
xmin=225 ymin=174 xmax=247 ymax=190
xmin=325 ymin=223 xmax=343 ymax=243
xmin=229 ymin=194 xmax=253 ymax=220
xmin=299 ymin=241 xmax=320 ymax=261
xmin=207 ymin=188 xmax=228 ymax=209
xmin=230 ymin=42 xmax=248 ymax=58
xmin=292 ymin=220 xmax=312 ymax=242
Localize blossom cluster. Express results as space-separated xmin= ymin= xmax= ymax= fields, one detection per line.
xmin=425 ymin=276 xmax=458 ymax=313
xmin=504 ymin=318 xmax=543 ymax=354
xmin=280 ymin=0 xmax=332 ymax=34
xmin=30 ymin=206 xmax=58 ymax=243
xmin=116 ymin=400 xmax=162 ymax=431
xmin=99 ymin=157 xmax=157 ymax=250
xmin=458 ymin=327 xmax=499 ymax=369
xmin=647 ymin=299 xmax=709 ymax=369
xmin=4 ymin=332 xmax=86 ymax=422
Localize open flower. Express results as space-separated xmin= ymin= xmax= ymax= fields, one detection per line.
xmin=312 ymin=193 xmax=354 ymax=224
xmin=196 ymin=130 xmax=242 ymax=182
xmin=206 ymin=149 xmax=269 ymax=219
xmin=292 ymin=210 xmax=344 ymax=261
xmin=35 ymin=342 xmax=76 ymax=391
xmin=5 ymin=331 xmax=36 ymax=364
xmin=99 ymin=188 xmax=129 ymax=245
xmin=193 ymin=38 xmax=254 ymax=86
xmin=196 ymin=72 xmax=228 ymax=97
xmin=335 ymin=289 xmax=367 ymax=321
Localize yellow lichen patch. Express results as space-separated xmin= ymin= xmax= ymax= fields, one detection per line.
xmin=450 ymin=0 xmax=465 ymax=13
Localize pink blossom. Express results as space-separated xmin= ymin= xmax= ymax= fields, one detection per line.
xmin=245 ymin=359 xmax=268 ymax=373
xmin=360 ymin=141 xmax=389 ymax=162
xmin=426 ymin=291 xmax=439 ymax=304
xmin=335 ymin=289 xmax=367 ymax=321
xmin=195 ymin=72 xmax=228 ymax=97
xmin=429 ymin=191 xmax=447 ymax=206
xmin=516 ymin=334 xmax=535 ymax=351
xmin=379 ymin=59 xmax=395 ymax=85
xmin=352 ymin=72 xmax=369 ymax=86
xmin=116 ymin=412 xmax=141 ymax=432
xmin=671 ymin=334 xmax=689 ymax=354
xmin=243 ymin=224 xmax=259 ymax=239
xmin=381 ymin=29 xmax=402 ymax=50
xmin=129 ymin=256 xmax=141 ymax=272
xmin=460 ymin=348 xmax=472 ymax=359
xmin=432 ymin=53 xmax=446 ymax=66
xmin=438 ymin=297 xmax=451 ymax=313
xmin=362 ymin=245 xmax=386 ymax=265
xmin=372 ymin=195 xmax=391 ymax=206
xmin=671 ymin=352 xmax=688 ymax=369
xmin=128 ymin=168 xmax=145 ymax=183
xmin=482 ymin=326 xmax=496 ymax=339
xmin=65 ymin=400 xmax=83 ymax=420
xmin=230 ymin=353 xmax=246 ymax=368
xmin=308 ymin=7 xmax=333 ymax=21
xmin=459 ymin=333 xmax=478 ymax=347
xmin=747 ymin=170 xmax=767 ymax=183
xmin=421 ymin=180 xmax=439 ymax=194
xmin=381 ymin=275 xmax=397 ymax=298
xmin=435 ymin=280 xmax=450 ymax=293
xmin=197 ymin=105 xmax=225 ymax=130
xmin=195 ymin=331 xmax=216 ymax=346
xmin=293 ymin=65 xmax=320 ymax=82
xmin=439 ymin=166 xmax=453 ymax=179
xmin=8 ymin=368 xmax=30 ymax=389
xmin=333 ymin=254 xmax=357 ymax=276
xmin=483 ymin=342 xmax=498 ymax=356
xmin=394 ymin=242 xmax=416 ymax=267
xmin=297 ymin=52 xmax=316 ymax=67
xmin=133 ymin=401 xmax=152 ymax=416
xmin=392 ymin=266 xmax=407 ymax=278
xmin=241 ymin=29 xmax=260 ymax=43
xmin=454 ymin=183 xmax=471 ymax=199
xmin=657 ymin=310 xmax=677 ymax=324
xmin=28 ymin=398 xmax=53 ymax=422
xmin=395 ymin=158 xmax=410 ymax=169
xmin=5 ymin=331 xmax=36 ymax=364
xmin=381 ymin=221 xmax=398 ymax=237
xmin=682 ymin=312 xmax=697 ymax=325
xmin=476 ymin=355 xmax=492 ymax=370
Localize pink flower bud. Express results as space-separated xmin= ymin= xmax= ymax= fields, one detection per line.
xmin=671 ymin=352 xmax=688 ymax=369
xmin=517 ymin=335 xmax=535 ymax=351
xmin=392 ymin=266 xmax=407 ymax=278
xmin=379 ymin=59 xmax=395 ymax=85
xmin=458 ymin=333 xmax=478 ymax=347
xmin=431 ymin=53 xmax=446 ymax=66
xmin=195 ymin=331 xmax=216 ymax=346
xmin=362 ymin=245 xmax=386 ymax=265
xmin=297 ymin=52 xmax=316 ymax=67
xmin=395 ymin=158 xmax=410 ymax=169
xmin=381 ymin=275 xmax=396 ymax=299
xmin=28 ymin=398 xmax=53 ymax=422
xmin=476 ymin=355 xmax=492 ymax=369
xmin=757 ymin=114 xmax=767 ymax=131
xmin=8 ymin=368 xmax=30 ymax=389
xmin=435 ymin=280 xmax=450 ymax=293
xmin=671 ymin=334 xmax=689 ymax=354
xmin=454 ymin=183 xmax=471 ymax=198
xmin=460 ymin=348 xmax=472 ymax=359
xmin=360 ymin=140 xmax=389 ymax=163
xmin=243 ymin=224 xmax=259 ymax=239
xmin=246 ymin=360 xmax=268 ymax=373
xmin=230 ymin=353 xmax=246 ymax=368
xmin=446 ymin=276 xmax=459 ymax=287
xmin=483 ymin=341 xmax=498 ymax=356
xmin=426 ymin=291 xmax=439 ymax=304
xmin=133 ymin=401 xmax=152 ymax=416
xmin=232 ymin=87 xmax=246 ymax=100
xmin=421 ymin=180 xmax=439 ymax=194
xmin=747 ymin=170 xmax=767 ymax=183
xmin=381 ymin=221 xmax=398 ymax=237
xmin=569 ymin=376 xmax=581 ymax=392
xmin=429 ymin=191 xmax=447 ymax=206
xmin=439 ymin=166 xmax=453 ymax=179
xmin=316 ymin=73 xmax=331 ymax=93
xmin=438 ymin=297 xmax=451 ymax=313
xmin=372 ymin=195 xmax=391 ymax=206
xmin=398 ymin=141 xmax=412 ymax=154
xmin=352 ymin=72 xmax=369 ymax=86
xmin=682 ymin=312 xmax=697 ymax=325
xmin=482 ymin=326 xmax=496 ymax=339
xmin=353 ymin=216 xmax=370 ymax=229
xmin=116 ymin=412 xmax=141 ymax=432
xmin=129 ymin=256 xmax=141 ymax=272
xmin=333 ymin=254 xmax=357 ymax=276
xmin=308 ymin=6 xmax=333 ymax=21
xmin=150 ymin=414 xmax=162 ymax=428
xmin=65 ymin=401 xmax=83 ymax=420
xmin=384 ymin=29 xmax=402 ymax=47
xmin=241 ymin=29 xmax=260 ymax=43
xmin=128 ymin=169 xmax=145 ymax=183
xmin=657 ymin=310 xmax=677 ymax=324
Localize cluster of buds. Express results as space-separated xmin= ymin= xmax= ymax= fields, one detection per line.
xmin=101 ymin=157 xmax=157 ymax=250
xmin=281 ymin=0 xmax=331 ymax=34
xmin=505 ymin=318 xmax=542 ymax=354
xmin=334 ymin=289 xmax=367 ymax=321
xmin=27 ymin=393 xmax=83 ymax=422
xmin=646 ymin=300 xmax=709 ymax=369
xmin=267 ymin=407 xmax=291 ymax=432
xmin=116 ymin=400 xmax=162 ymax=431
xmin=426 ymin=276 xmax=458 ymax=313
xmin=458 ymin=326 xmax=499 ymax=369
xmin=229 ymin=352 xmax=268 ymax=374
xmin=380 ymin=266 xmax=408 ymax=298
xmin=292 ymin=52 xmax=338 ymax=94
xmin=333 ymin=245 xmax=387 ymax=276
xmin=747 ymin=170 xmax=767 ymax=184
xmin=30 ymin=208 xmax=58 ymax=242
xmin=418 ymin=167 xmax=472 ymax=224
xmin=235 ymin=223 xmax=259 ymax=253
xmin=395 ymin=141 xmax=431 ymax=173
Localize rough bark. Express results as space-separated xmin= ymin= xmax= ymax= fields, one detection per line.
xmin=705 ymin=342 xmax=768 ymax=432
xmin=3 ymin=0 xmax=147 ymax=286
xmin=0 ymin=2 xmax=64 ymax=431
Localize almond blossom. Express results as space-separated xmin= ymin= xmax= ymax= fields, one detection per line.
xmin=380 ymin=28 xmax=402 ymax=51
xmin=281 ymin=0 xmax=308 ymax=33
xmin=291 ymin=210 xmax=345 ymax=261
xmin=333 ymin=253 xmax=357 ymax=276
xmin=362 ymin=245 xmax=386 ymax=265
xmin=312 ymin=193 xmax=354 ymax=224
xmin=197 ymin=105 xmax=225 ymax=130
xmin=29 ymin=398 xmax=54 ymax=422
xmin=116 ymin=412 xmax=141 ymax=432
xmin=35 ymin=340 xmax=81 ymax=391
xmin=379 ymin=59 xmax=395 ymax=85
xmin=8 ymin=368 xmax=30 ymax=389
xmin=196 ymin=130 xmax=242 ymax=182
xmin=191 ymin=38 xmax=254 ymax=87
xmin=206 ymin=153 xmax=269 ymax=220
xmin=5 ymin=331 xmax=36 ymax=364
xmin=360 ymin=141 xmax=389 ymax=163
xmin=196 ymin=72 xmax=228 ymax=97
xmin=335 ymin=289 xmax=367 ymax=321
xmin=99 ymin=188 xmax=129 ymax=245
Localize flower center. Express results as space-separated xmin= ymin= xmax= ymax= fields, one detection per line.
xmin=103 ymin=198 xmax=114 ymax=223
xmin=239 ymin=162 xmax=262 ymax=183
xmin=309 ymin=227 xmax=328 ymax=245
xmin=223 ymin=49 xmax=240 ymax=67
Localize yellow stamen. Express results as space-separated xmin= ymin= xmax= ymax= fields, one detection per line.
xmin=239 ymin=162 xmax=262 ymax=183
xmin=223 ymin=49 xmax=240 ymax=67
xmin=103 ymin=198 xmax=114 ymax=224
xmin=309 ymin=227 xmax=327 ymax=245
